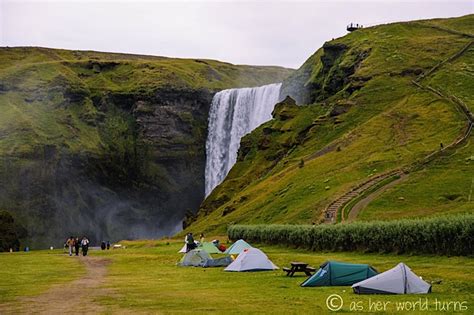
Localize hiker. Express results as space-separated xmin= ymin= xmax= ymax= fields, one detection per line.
xmin=101 ymin=241 xmax=106 ymax=250
xmin=199 ymin=233 xmax=205 ymax=244
xmin=106 ymin=241 xmax=110 ymax=250
xmin=74 ymin=237 xmax=80 ymax=256
xmin=185 ymin=233 xmax=195 ymax=252
xmin=81 ymin=236 xmax=90 ymax=256
xmin=66 ymin=236 xmax=75 ymax=256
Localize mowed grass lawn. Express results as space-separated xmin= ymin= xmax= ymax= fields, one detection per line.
xmin=1 ymin=240 xmax=472 ymax=314
xmin=93 ymin=240 xmax=473 ymax=314
xmin=0 ymin=249 xmax=85 ymax=303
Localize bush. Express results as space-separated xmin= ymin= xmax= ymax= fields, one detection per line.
xmin=227 ymin=214 xmax=474 ymax=256
xmin=0 ymin=211 xmax=27 ymax=252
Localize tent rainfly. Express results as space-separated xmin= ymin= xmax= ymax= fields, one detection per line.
xmin=199 ymin=242 xmax=222 ymax=254
xmin=224 ymin=239 xmax=253 ymax=255
xmin=178 ymin=249 xmax=212 ymax=267
xmin=225 ymin=248 xmax=278 ymax=272
xmin=301 ymin=261 xmax=378 ymax=287
xmin=352 ymin=263 xmax=432 ymax=294
xmin=203 ymin=256 xmax=233 ymax=268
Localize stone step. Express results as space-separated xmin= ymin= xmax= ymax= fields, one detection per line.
xmin=324 ymin=170 xmax=404 ymax=221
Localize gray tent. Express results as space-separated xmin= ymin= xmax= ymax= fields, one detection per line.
xmin=352 ymin=263 xmax=432 ymax=294
xmin=178 ymin=249 xmax=212 ymax=267
xmin=203 ymin=256 xmax=233 ymax=268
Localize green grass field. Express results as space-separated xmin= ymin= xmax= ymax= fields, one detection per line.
xmin=1 ymin=240 xmax=472 ymax=314
xmin=0 ymin=249 xmax=85 ymax=304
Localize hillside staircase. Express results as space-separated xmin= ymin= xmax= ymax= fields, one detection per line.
xmin=324 ymin=170 xmax=403 ymax=223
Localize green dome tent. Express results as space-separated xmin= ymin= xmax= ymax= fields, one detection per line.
xmin=301 ymin=261 xmax=378 ymax=287
xmin=198 ymin=242 xmax=221 ymax=254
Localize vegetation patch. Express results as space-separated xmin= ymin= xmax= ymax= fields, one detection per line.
xmin=228 ymin=214 xmax=474 ymax=256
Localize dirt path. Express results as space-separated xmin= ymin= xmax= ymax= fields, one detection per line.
xmin=0 ymin=256 xmax=111 ymax=315
xmin=347 ymin=173 xmax=408 ymax=221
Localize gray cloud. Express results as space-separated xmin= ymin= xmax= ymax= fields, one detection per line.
xmin=1 ymin=1 xmax=473 ymax=68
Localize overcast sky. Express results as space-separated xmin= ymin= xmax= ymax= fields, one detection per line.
xmin=1 ymin=1 xmax=472 ymax=68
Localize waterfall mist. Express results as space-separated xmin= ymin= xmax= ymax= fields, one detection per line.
xmin=205 ymin=83 xmax=282 ymax=197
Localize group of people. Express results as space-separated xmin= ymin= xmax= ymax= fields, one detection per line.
xmin=184 ymin=233 xmax=226 ymax=253
xmin=65 ymin=236 xmax=90 ymax=256
xmin=100 ymin=241 xmax=111 ymax=250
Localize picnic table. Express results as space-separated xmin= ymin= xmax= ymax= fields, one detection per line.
xmin=283 ymin=261 xmax=316 ymax=277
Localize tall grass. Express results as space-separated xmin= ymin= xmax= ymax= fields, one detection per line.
xmin=228 ymin=215 xmax=474 ymax=256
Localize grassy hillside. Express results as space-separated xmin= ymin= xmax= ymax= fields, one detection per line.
xmin=187 ymin=15 xmax=474 ymax=235
xmin=0 ymin=47 xmax=292 ymax=247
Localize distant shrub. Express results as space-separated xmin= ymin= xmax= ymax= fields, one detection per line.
xmin=0 ymin=210 xmax=27 ymax=252
xmin=228 ymin=215 xmax=474 ymax=256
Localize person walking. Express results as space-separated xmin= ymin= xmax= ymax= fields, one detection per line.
xmin=106 ymin=241 xmax=111 ymax=250
xmin=74 ymin=237 xmax=80 ymax=256
xmin=81 ymin=236 xmax=90 ymax=256
xmin=101 ymin=241 xmax=106 ymax=250
xmin=66 ymin=236 xmax=75 ymax=256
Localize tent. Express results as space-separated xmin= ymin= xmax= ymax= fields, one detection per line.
xmin=178 ymin=244 xmax=187 ymax=253
xmin=203 ymin=256 xmax=233 ymax=268
xmin=178 ymin=249 xmax=212 ymax=267
xmin=352 ymin=263 xmax=431 ymax=294
xmin=198 ymin=242 xmax=222 ymax=254
xmin=301 ymin=261 xmax=378 ymax=287
xmin=225 ymin=248 xmax=278 ymax=272
xmin=178 ymin=241 xmax=199 ymax=253
xmin=224 ymin=239 xmax=253 ymax=255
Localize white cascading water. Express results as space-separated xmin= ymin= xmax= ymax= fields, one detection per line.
xmin=205 ymin=83 xmax=282 ymax=197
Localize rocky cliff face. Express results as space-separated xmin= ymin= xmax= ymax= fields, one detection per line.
xmin=280 ymin=42 xmax=369 ymax=104
xmin=0 ymin=47 xmax=292 ymax=247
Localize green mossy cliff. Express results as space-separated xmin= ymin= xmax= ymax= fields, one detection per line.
xmin=187 ymin=15 xmax=474 ymax=235
xmin=0 ymin=47 xmax=292 ymax=247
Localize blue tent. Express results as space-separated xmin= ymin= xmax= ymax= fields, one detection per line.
xmin=224 ymin=239 xmax=252 ymax=255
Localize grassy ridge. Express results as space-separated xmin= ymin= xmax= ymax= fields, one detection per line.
xmin=187 ymin=15 xmax=474 ymax=235
xmin=0 ymin=47 xmax=292 ymax=157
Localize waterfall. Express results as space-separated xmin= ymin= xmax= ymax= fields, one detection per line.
xmin=205 ymin=83 xmax=282 ymax=197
